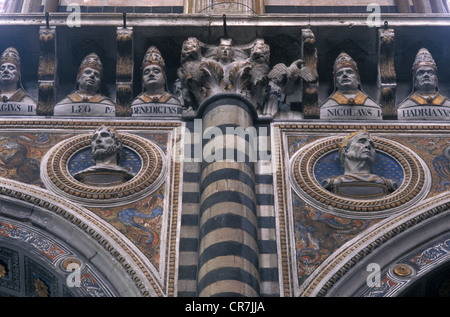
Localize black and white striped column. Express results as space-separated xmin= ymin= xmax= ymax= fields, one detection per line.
xmin=197 ymin=93 xmax=260 ymax=297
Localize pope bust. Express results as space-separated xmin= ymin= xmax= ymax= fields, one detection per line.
xmin=320 ymin=52 xmax=381 ymax=120
xmin=322 ymin=130 xmax=398 ymax=199
xmin=73 ymin=126 xmax=134 ymax=186
xmin=0 ymin=47 xmax=37 ymax=115
xmin=131 ymin=46 xmax=181 ymax=118
xmin=54 ymin=53 xmax=116 ymax=117
xmin=397 ymin=48 xmax=450 ymax=120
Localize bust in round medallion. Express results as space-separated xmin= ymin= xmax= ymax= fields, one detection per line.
xmin=321 ymin=130 xmax=398 ymax=199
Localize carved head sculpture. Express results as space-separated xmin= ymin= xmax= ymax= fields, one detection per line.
xmin=214 ymin=38 xmax=235 ymax=64
xmin=333 ymin=52 xmax=361 ymax=93
xmin=0 ymin=47 xmax=22 ymax=91
xmin=181 ymin=37 xmax=202 ymax=63
xmin=141 ymin=46 xmax=166 ymax=93
xmin=412 ymin=48 xmax=438 ymax=94
xmin=250 ymin=39 xmax=270 ymax=65
xmin=337 ymin=130 xmax=375 ymax=174
xmin=76 ymin=53 xmax=103 ymax=94
xmin=91 ymin=126 xmax=123 ymax=164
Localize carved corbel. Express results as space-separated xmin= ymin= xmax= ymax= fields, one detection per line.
xmin=378 ymin=28 xmax=397 ymax=120
xmin=116 ymin=27 xmax=133 ymax=117
xmin=37 ymin=26 xmax=57 ymax=116
xmin=301 ymin=29 xmax=319 ymax=119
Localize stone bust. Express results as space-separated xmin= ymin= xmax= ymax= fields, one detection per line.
xmin=73 ymin=126 xmax=134 ymax=186
xmin=131 ymin=46 xmax=181 ymax=117
xmin=397 ymin=48 xmax=450 ymax=120
xmin=0 ymin=47 xmax=37 ymax=115
xmin=320 ymin=52 xmax=381 ymax=120
xmin=322 ymin=131 xmax=398 ymax=199
xmin=54 ymin=53 xmax=116 ymax=117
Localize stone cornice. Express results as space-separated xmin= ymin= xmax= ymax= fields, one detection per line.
xmin=0 ymin=13 xmax=450 ymax=28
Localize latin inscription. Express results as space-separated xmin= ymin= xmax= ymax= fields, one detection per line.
xmin=321 ymin=105 xmax=382 ymax=120
xmin=399 ymin=106 xmax=450 ymax=119
xmin=0 ymin=102 xmax=36 ymax=115
xmin=131 ymin=103 xmax=182 ymax=117
xmin=53 ymin=103 xmax=115 ymax=117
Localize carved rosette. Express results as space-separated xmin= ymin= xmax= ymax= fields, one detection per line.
xmin=290 ymin=134 xmax=430 ymax=218
xmin=41 ymin=132 xmax=166 ymax=207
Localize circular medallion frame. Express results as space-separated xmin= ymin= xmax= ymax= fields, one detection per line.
xmin=41 ymin=132 xmax=166 ymax=207
xmin=290 ymin=135 xmax=430 ymax=218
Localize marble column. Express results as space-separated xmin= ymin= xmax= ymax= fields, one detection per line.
xmin=197 ymin=93 xmax=260 ymax=297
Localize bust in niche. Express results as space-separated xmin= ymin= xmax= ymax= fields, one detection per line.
xmin=321 ymin=130 xmax=398 ymax=199
xmin=320 ymin=52 xmax=381 ymax=120
xmin=397 ymin=48 xmax=450 ymax=120
xmin=0 ymin=47 xmax=37 ymax=115
xmin=131 ymin=46 xmax=181 ymax=117
xmin=54 ymin=53 xmax=116 ymax=117
xmin=73 ymin=126 xmax=135 ymax=186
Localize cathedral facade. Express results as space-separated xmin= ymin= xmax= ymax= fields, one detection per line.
xmin=0 ymin=0 xmax=450 ymax=297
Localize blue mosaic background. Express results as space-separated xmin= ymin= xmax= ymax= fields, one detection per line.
xmin=68 ymin=148 xmax=142 ymax=176
xmin=314 ymin=150 xmax=404 ymax=186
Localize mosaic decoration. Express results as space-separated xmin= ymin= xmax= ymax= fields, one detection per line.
xmin=290 ymin=134 xmax=429 ymax=217
xmin=118 ymin=195 xmax=163 ymax=245
xmin=0 ymin=217 xmax=116 ymax=297
xmin=0 ymin=247 xmax=20 ymax=293
xmin=91 ymin=187 xmax=166 ymax=267
xmin=388 ymin=136 xmax=450 ymax=195
xmin=314 ymin=150 xmax=404 ymax=187
xmin=292 ymin=195 xmax=377 ymax=285
xmin=24 ymin=256 xmax=58 ymax=297
xmin=0 ymin=120 xmax=183 ymax=297
xmin=0 ymin=264 xmax=5 ymax=279
xmin=0 ymin=221 xmax=67 ymax=261
xmin=273 ymin=123 xmax=445 ymax=297
xmin=41 ymin=131 xmax=166 ymax=207
xmin=359 ymin=234 xmax=450 ymax=297
xmin=68 ymin=147 xmax=141 ymax=177
xmin=0 ymin=133 xmax=66 ymax=187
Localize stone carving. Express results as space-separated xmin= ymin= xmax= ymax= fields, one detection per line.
xmin=322 ymin=130 xmax=398 ymax=199
xmin=301 ymin=29 xmax=319 ymax=118
xmin=377 ymin=28 xmax=397 ymax=119
xmin=37 ymin=27 xmax=57 ymax=116
xmin=0 ymin=47 xmax=37 ymax=116
xmin=73 ymin=126 xmax=134 ymax=186
xmin=177 ymin=36 xmax=316 ymax=119
xmin=115 ymin=27 xmax=134 ymax=117
xmin=131 ymin=46 xmax=181 ymax=117
xmin=177 ymin=37 xmax=223 ymax=112
xmin=268 ymin=52 xmax=316 ymax=117
xmin=397 ymin=48 xmax=450 ymax=120
xmin=320 ymin=52 xmax=382 ymax=120
xmin=54 ymin=53 xmax=116 ymax=117
xmin=240 ymin=39 xmax=271 ymax=112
